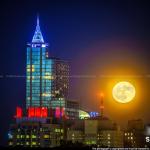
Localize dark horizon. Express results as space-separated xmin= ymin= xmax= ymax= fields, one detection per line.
xmin=1 ymin=0 xmax=150 ymax=146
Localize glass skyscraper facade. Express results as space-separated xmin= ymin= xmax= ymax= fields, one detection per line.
xmin=26 ymin=17 xmax=69 ymax=109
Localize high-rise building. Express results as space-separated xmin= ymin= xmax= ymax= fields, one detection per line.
xmin=26 ymin=16 xmax=69 ymax=109
xmin=8 ymin=16 xmax=80 ymax=148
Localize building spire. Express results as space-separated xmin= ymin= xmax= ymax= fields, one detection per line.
xmin=37 ymin=14 xmax=39 ymax=26
xmin=32 ymin=15 xmax=44 ymax=43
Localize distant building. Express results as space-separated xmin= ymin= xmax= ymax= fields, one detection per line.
xmin=66 ymin=119 xmax=84 ymax=143
xmin=8 ymin=118 xmax=63 ymax=147
xmin=65 ymin=117 xmax=123 ymax=148
xmin=84 ymin=118 xmax=123 ymax=147
xmin=124 ymin=119 xmax=146 ymax=148
xmin=97 ymin=130 xmax=123 ymax=148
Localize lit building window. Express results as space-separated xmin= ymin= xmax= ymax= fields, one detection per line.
xmin=44 ymin=75 xmax=53 ymax=80
xmin=44 ymin=135 xmax=49 ymax=138
xmin=55 ymin=128 xmax=62 ymax=133
xmin=8 ymin=133 xmax=13 ymax=139
xmin=42 ymin=93 xmax=52 ymax=97
xmin=32 ymin=135 xmax=36 ymax=138
xmin=9 ymin=142 xmax=13 ymax=146
xmin=61 ymin=129 xmax=64 ymax=133
xmin=32 ymin=142 xmax=36 ymax=145
xmin=21 ymin=135 xmax=24 ymax=138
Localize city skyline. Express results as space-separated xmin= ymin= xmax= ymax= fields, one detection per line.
xmin=1 ymin=0 xmax=150 ymax=146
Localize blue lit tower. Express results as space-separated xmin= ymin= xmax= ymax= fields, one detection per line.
xmin=26 ymin=16 xmax=69 ymax=109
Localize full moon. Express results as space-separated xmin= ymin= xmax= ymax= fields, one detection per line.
xmin=112 ymin=81 xmax=136 ymax=103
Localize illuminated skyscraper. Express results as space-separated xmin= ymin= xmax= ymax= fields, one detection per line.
xmin=26 ymin=16 xmax=69 ymax=109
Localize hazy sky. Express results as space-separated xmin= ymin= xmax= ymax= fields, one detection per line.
xmin=0 ymin=0 xmax=150 ymax=145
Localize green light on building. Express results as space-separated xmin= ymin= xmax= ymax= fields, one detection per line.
xmin=32 ymin=135 xmax=36 ymax=138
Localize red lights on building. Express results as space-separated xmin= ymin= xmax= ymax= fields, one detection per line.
xmin=55 ymin=107 xmax=67 ymax=119
xmin=14 ymin=106 xmax=69 ymax=119
xmin=100 ymin=92 xmax=104 ymax=117
xmin=28 ymin=107 xmax=48 ymax=118
xmin=41 ymin=107 xmax=48 ymax=117
xmin=28 ymin=107 xmax=35 ymax=117
xmin=15 ymin=107 xmax=22 ymax=118
xmin=35 ymin=107 xmax=41 ymax=117
xmin=55 ymin=107 xmax=60 ymax=118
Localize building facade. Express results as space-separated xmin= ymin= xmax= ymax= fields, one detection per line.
xmin=26 ymin=17 xmax=69 ymax=109
xmin=124 ymin=119 xmax=146 ymax=148
xmin=65 ymin=118 xmax=124 ymax=148
xmin=84 ymin=118 xmax=123 ymax=147
xmin=8 ymin=118 xmax=63 ymax=147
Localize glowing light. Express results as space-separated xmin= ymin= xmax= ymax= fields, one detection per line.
xmin=55 ymin=107 xmax=61 ymax=118
xmin=8 ymin=132 xmax=13 ymax=139
xmin=15 ymin=107 xmax=22 ymax=118
xmin=89 ymin=112 xmax=99 ymax=118
xmin=27 ymin=69 xmax=30 ymax=72
xmin=35 ymin=107 xmax=41 ymax=117
xmin=100 ymin=92 xmax=104 ymax=97
xmin=32 ymin=142 xmax=37 ymax=145
xmin=28 ymin=107 xmax=35 ymax=117
xmin=112 ymin=81 xmax=136 ymax=103
xmin=55 ymin=107 xmax=66 ymax=119
xmin=44 ymin=75 xmax=53 ymax=80
xmin=41 ymin=107 xmax=48 ymax=117
xmin=79 ymin=110 xmax=90 ymax=119
xmin=28 ymin=107 xmax=48 ymax=118
xmin=42 ymin=44 xmax=46 ymax=47
xmin=44 ymin=135 xmax=49 ymax=138
xmin=32 ymin=16 xmax=44 ymax=43
xmin=42 ymin=93 xmax=51 ymax=97
xmin=32 ymin=135 xmax=36 ymax=138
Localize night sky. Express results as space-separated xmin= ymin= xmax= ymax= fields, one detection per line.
xmin=1 ymin=0 xmax=150 ymax=146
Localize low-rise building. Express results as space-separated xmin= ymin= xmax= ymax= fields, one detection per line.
xmin=84 ymin=117 xmax=123 ymax=147
xmin=124 ymin=119 xmax=146 ymax=148
xmin=8 ymin=117 xmax=63 ymax=147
